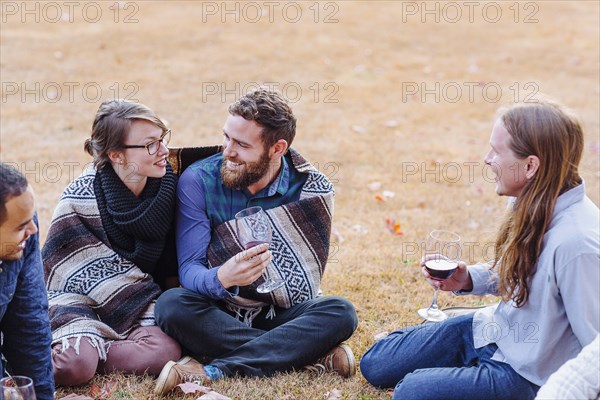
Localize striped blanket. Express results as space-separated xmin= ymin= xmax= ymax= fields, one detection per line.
xmin=42 ymin=168 xmax=161 ymax=359
xmin=206 ymin=150 xmax=335 ymax=324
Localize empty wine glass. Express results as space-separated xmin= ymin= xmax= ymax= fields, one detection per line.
xmin=0 ymin=375 xmax=37 ymax=400
xmin=417 ymin=230 xmax=462 ymax=322
xmin=235 ymin=206 xmax=285 ymax=293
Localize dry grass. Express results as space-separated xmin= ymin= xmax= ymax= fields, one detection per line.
xmin=2 ymin=1 xmax=599 ymax=399
xmin=55 ymin=372 xmax=386 ymax=400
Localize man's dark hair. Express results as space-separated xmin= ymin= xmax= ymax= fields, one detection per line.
xmin=0 ymin=162 xmax=28 ymax=224
xmin=228 ymin=89 xmax=297 ymax=148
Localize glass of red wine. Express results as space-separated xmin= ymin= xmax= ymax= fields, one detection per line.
xmin=0 ymin=375 xmax=37 ymax=400
xmin=417 ymin=230 xmax=462 ymax=322
xmin=235 ymin=206 xmax=285 ymax=294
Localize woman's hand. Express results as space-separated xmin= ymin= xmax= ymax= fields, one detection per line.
xmin=421 ymin=255 xmax=473 ymax=292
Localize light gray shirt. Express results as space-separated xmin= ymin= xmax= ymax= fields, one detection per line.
xmin=462 ymin=183 xmax=599 ymax=386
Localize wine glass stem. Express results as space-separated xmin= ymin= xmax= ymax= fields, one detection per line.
xmin=429 ymin=287 xmax=440 ymax=312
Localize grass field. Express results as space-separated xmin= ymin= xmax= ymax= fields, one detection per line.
xmin=1 ymin=1 xmax=599 ymax=399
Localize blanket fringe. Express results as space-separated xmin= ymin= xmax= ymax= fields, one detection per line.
xmin=266 ymin=305 xmax=277 ymax=320
xmin=60 ymin=335 xmax=108 ymax=360
xmin=225 ymin=303 xmax=263 ymax=327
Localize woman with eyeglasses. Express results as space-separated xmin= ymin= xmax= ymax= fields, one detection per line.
xmin=42 ymin=99 xmax=182 ymax=386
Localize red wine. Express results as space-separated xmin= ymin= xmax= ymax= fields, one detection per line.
xmin=244 ymin=241 xmax=269 ymax=250
xmin=425 ymin=259 xmax=458 ymax=280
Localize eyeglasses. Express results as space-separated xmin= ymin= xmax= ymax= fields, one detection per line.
xmin=122 ymin=129 xmax=171 ymax=155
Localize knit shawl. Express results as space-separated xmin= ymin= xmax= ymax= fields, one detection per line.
xmin=206 ymin=149 xmax=334 ymax=325
xmin=42 ymin=168 xmax=166 ymax=359
xmin=94 ymin=163 xmax=176 ymax=270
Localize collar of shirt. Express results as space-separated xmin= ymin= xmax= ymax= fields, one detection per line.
xmin=242 ymin=155 xmax=290 ymax=199
xmin=552 ymin=181 xmax=585 ymax=217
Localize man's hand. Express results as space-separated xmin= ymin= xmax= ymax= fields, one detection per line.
xmin=217 ymin=243 xmax=272 ymax=289
xmin=421 ymin=254 xmax=473 ymax=292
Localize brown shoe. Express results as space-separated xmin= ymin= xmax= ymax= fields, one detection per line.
xmin=304 ymin=344 xmax=356 ymax=378
xmin=154 ymin=356 xmax=209 ymax=396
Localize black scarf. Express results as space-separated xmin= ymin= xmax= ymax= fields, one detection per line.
xmin=94 ymin=163 xmax=177 ymax=272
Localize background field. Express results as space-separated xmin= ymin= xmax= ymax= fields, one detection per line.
xmin=1 ymin=1 xmax=599 ymax=399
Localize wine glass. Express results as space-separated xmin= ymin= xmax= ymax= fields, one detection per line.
xmin=0 ymin=376 xmax=37 ymax=400
xmin=417 ymin=230 xmax=461 ymax=322
xmin=235 ymin=206 xmax=285 ymax=293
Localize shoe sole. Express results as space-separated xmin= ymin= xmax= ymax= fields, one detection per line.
xmin=154 ymin=356 xmax=194 ymax=396
xmin=338 ymin=343 xmax=356 ymax=378
xmin=154 ymin=360 xmax=176 ymax=396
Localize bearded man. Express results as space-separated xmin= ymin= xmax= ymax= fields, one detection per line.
xmin=153 ymin=89 xmax=357 ymax=395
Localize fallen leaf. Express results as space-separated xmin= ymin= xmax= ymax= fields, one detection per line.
xmin=326 ymin=388 xmax=343 ymax=400
xmin=385 ymin=218 xmax=403 ymax=236
xmin=374 ymin=331 xmax=389 ymax=341
xmin=351 ymin=224 xmax=368 ymax=234
xmin=374 ymin=194 xmax=386 ymax=202
xmin=351 ymin=125 xmax=366 ymax=133
xmin=178 ymin=382 xmax=211 ymax=395
xmin=89 ymin=381 xmax=117 ymax=399
xmin=197 ymin=391 xmax=232 ymax=400
xmin=382 ymin=190 xmax=395 ymax=199
xmin=367 ymin=181 xmax=382 ymax=191
xmin=331 ymin=226 xmax=344 ymax=243
xmin=90 ymin=384 xmax=102 ymax=398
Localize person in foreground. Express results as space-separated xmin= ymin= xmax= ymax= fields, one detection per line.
xmin=360 ymin=100 xmax=600 ymax=400
xmin=535 ymin=333 xmax=600 ymax=400
xmin=43 ymin=99 xmax=182 ymax=385
xmin=0 ymin=163 xmax=54 ymax=399
xmin=154 ymin=89 xmax=358 ymax=395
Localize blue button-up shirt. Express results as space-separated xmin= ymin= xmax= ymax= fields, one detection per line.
xmin=176 ymin=152 xmax=307 ymax=299
xmin=0 ymin=215 xmax=54 ymax=400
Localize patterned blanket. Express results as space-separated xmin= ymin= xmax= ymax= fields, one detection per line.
xmin=42 ymin=169 xmax=161 ymax=359
xmin=206 ymin=149 xmax=334 ymax=324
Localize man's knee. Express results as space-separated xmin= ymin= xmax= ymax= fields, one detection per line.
xmin=53 ymin=338 xmax=99 ymax=386
xmin=155 ymin=288 xmax=189 ymax=329
xmin=324 ymin=296 xmax=358 ymax=334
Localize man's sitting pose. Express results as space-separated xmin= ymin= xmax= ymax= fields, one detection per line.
xmin=0 ymin=162 xmax=54 ymax=399
xmin=154 ymin=89 xmax=358 ymax=395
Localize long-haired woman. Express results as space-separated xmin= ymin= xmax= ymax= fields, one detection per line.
xmin=360 ymin=100 xmax=600 ymax=400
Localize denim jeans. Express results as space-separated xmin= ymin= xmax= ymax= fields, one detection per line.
xmin=360 ymin=314 xmax=539 ymax=400
xmin=155 ymin=288 xmax=358 ymax=377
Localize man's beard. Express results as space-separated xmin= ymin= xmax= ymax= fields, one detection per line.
xmin=221 ymin=150 xmax=272 ymax=190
